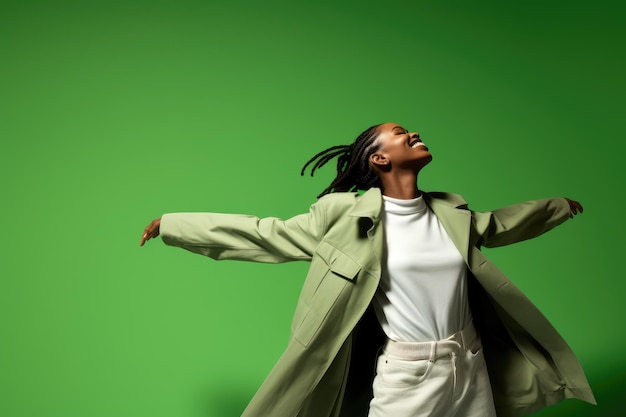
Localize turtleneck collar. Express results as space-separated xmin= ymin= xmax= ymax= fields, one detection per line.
xmin=383 ymin=194 xmax=427 ymax=215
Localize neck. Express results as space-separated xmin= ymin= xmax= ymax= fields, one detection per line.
xmin=380 ymin=172 xmax=421 ymax=199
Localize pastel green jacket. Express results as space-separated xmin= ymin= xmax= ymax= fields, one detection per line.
xmin=160 ymin=188 xmax=595 ymax=417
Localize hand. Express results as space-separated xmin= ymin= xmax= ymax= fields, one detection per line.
xmin=140 ymin=217 xmax=161 ymax=246
xmin=564 ymin=198 xmax=583 ymax=218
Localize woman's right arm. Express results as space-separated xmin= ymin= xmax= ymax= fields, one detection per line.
xmin=140 ymin=200 xmax=327 ymax=263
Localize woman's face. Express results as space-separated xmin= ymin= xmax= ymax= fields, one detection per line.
xmin=370 ymin=122 xmax=432 ymax=171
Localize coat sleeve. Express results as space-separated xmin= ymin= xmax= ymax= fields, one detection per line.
xmin=473 ymin=198 xmax=572 ymax=248
xmin=159 ymin=199 xmax=327 ymax=263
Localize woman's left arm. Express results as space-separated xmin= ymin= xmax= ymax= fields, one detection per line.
xmin=474 ymin=198 xmax=583 ymax=248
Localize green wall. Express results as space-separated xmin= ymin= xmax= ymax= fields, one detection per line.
xmin=1 ymin=1 xmax=624 ymax=416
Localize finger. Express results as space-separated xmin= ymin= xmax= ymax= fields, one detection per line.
xmin=141 ymin=218 xmax=161 ymax=246
xmin=565 ymin=198 xmax=583 ymax=216
xmin=141 ymin=228 xmax=157 ymax=246
xmin=575 ymin=201 xmax=583 ymax=213
xmin=143 ymin=221 xmax=158 ymax=236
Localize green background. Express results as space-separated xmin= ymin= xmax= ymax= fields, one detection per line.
xmin=1 ymin=0 xmax=624 ymax=416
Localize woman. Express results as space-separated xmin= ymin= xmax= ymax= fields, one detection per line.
xmin=141 ymin=122 xmax=595 ymax=417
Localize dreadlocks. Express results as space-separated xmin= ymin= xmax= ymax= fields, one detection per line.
xmin=300 ymin=124 xmax=383 ymax=198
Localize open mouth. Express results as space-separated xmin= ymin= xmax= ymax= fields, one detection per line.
xmin=409 ymin=140 xmax=426 ymax=149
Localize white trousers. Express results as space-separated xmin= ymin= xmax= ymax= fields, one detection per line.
xmin=368 ymin=322 xmax=496 ymax=417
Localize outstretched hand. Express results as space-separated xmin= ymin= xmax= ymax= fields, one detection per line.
xmin=140 ymin=217 xmax=162 ymax=246
xmin=564 ymin=198 xmax=583 ymax=218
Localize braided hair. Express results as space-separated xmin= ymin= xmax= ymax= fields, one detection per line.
xmin=300 ymin=124 xmax=383 ymax=198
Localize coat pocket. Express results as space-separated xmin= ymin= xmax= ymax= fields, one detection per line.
xmin=316 ymin=240 xmax=361 ymax=281
xmin=291 ymin=241 xmax=362 ymax=347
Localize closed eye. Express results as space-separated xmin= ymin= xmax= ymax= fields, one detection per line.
xmin=392 ymin=126 xmax=409 ymax=135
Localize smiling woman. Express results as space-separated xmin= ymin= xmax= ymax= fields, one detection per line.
xmin=141 ymin=122 xmax=593 ymax=417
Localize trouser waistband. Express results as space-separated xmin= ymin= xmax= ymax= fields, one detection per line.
xmin=383 ymin=321 xmax=480 ymax=361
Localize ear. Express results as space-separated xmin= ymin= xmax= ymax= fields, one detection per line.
xmin=369 ymin=152 xmax=390 ymax=171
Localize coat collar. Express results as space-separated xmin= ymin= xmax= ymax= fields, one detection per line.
xmin=347 ymin=188 xmax=383 ymax=223
xmin=347 ymin=188 xmax=471 ymax=264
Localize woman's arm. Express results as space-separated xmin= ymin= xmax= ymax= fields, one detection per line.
xmin=473 ymin=198 xmax=583 ymax=248
xmin=140 ymin=199 xmax=327 ymax=263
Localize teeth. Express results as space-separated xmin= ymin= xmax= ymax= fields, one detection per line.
xmin=411 ymin=142 xmax=425 ymax=148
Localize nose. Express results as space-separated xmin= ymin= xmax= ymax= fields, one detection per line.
xmin=410 ymin=132 xmax=420 ymax=139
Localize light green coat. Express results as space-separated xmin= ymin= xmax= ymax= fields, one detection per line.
xmin=160 ymin=188 xmax=595 ymax=417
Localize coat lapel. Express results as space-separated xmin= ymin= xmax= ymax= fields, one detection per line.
xmin=347 ymin=188 xmax=383 ymax=223
xmin=347 ymin=188 xmax=384 ymax=265
xmin=424 ymin=193 xmax=471 ymax=265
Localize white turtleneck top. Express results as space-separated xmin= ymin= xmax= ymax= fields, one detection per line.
xmin=372 ymin=194 xmax=471 ymax=342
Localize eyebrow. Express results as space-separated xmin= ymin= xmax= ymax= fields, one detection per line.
xmin=392 ymin=126 xmax=407 ymax=132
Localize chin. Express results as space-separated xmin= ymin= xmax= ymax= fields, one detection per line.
xmin=413 ymin=155 xmax=432 ymax=172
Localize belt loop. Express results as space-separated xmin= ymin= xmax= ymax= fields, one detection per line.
xmin=429 ymin=342 xmax=436 ymax=363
